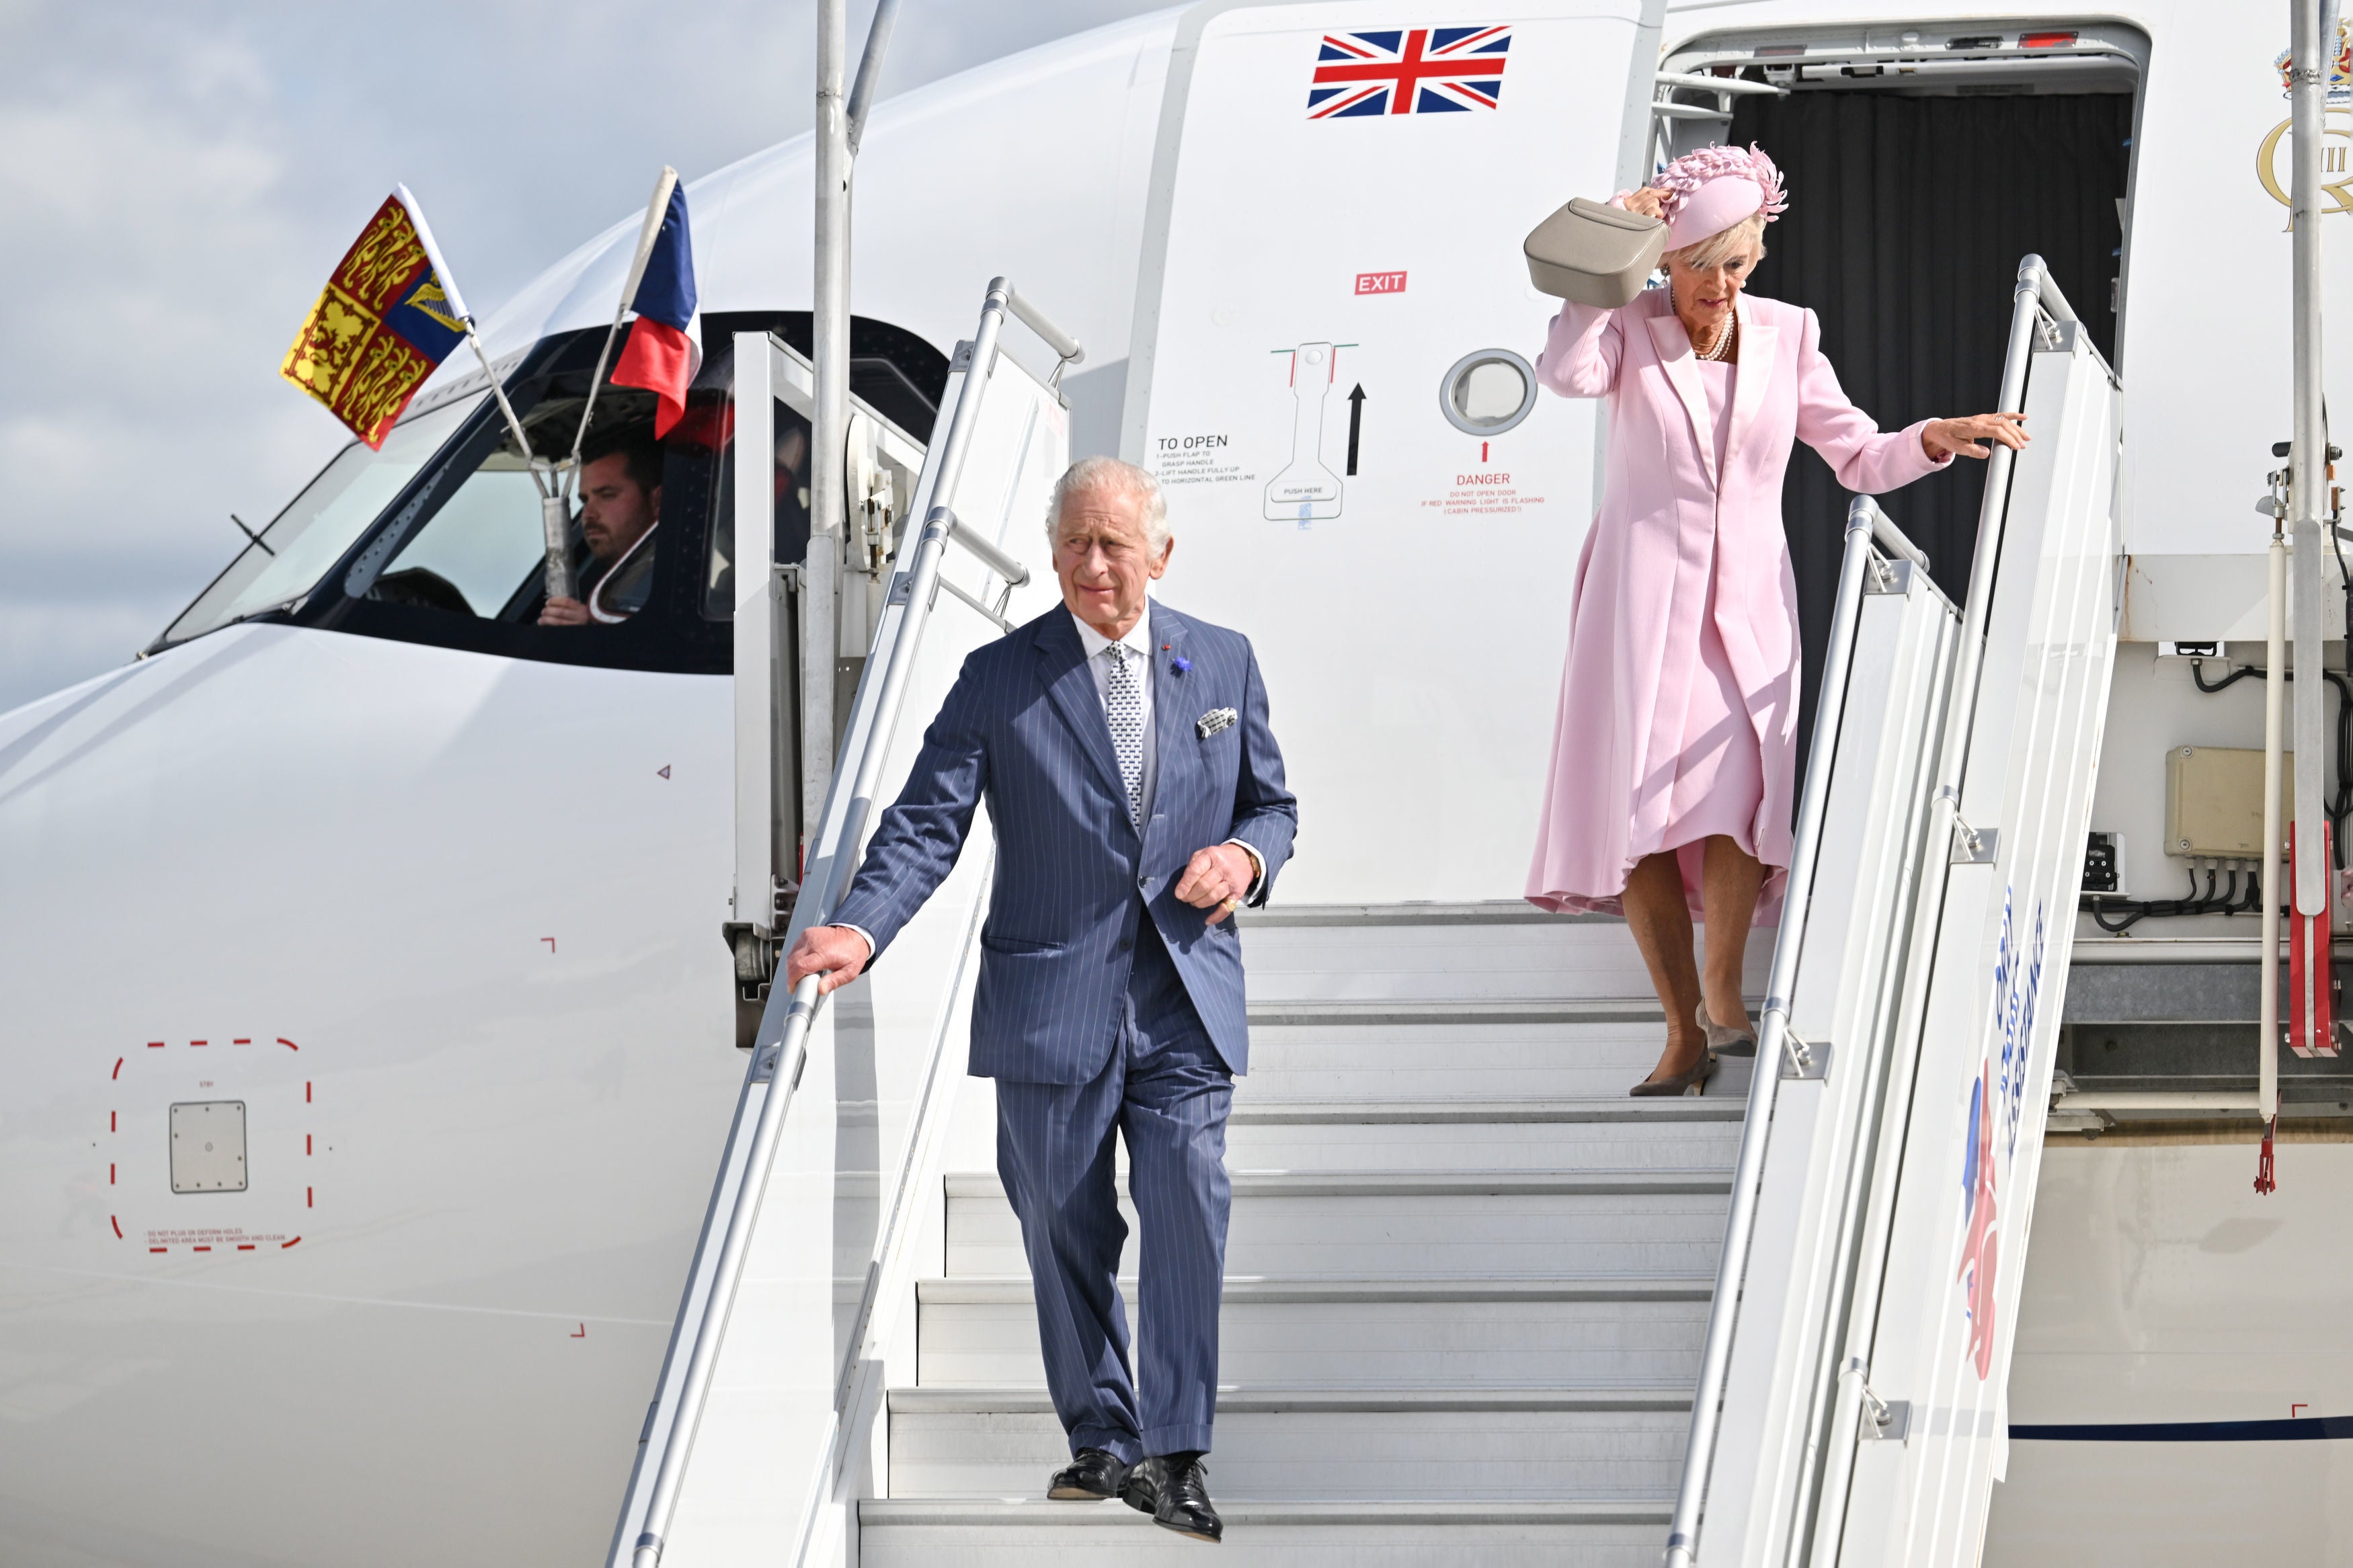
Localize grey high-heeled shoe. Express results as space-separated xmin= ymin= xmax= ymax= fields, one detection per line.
xmin=1697 ymin=1000 xmax=1757 ymax=1057
xmin=1630 ymin=1048 xmax=1719 ymax=1097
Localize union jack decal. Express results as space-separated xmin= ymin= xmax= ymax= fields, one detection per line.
xmin=1308 ymin=26 xmax=1511 ymax=118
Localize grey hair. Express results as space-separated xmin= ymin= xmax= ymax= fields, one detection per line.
xmin=1046 ymin=456 xmax=1170 ymax=552
xmin=1667 ymin=211 xmax=1767 ymax=274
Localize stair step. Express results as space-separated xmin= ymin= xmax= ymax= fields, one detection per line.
xmin=1240 ymin=902 xmax=1612 ymax=927
xmin=1238 ymin=1020 xmax=1737 ymax=1103
xmin=889 ymin=1385 xmax=1693 ymax=1413
xmin=859 ymin=1497 xmax=1673 ymax=1567
xmin=1248 ymin=999 xmax=1665 ymax=1026
xmin=943 ymin=1169 xmax=1732 ymax=1279
xmin=1222 ymin=1105 xmax=1743 ymax=1170
xmin=1236 ymin=902 xmax=1770 ymax=1007
xmin=885 ymin=1385 xmax=1693 ymax=1500
xmin=949 ymin=1169 xmax=1732 ymax=1198
xmin=924 ymin=1276 xmax=1714 ymax=1304
xmin=1226 ymin=1099 xmax=1742 ymax=1171
xmin=1229 ymin=1098 xmax=1743 ymax=1124
xmin=914 ymin=1276 xmax=1712 ymax=1389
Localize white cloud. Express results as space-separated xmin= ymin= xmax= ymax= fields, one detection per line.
xmin=0 ymin=0 xmax=1172 ymax=712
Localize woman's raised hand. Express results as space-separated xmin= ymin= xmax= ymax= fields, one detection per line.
xmin=1922 ymin=413 xmax=2029 ymax=461
xmin=1620 ymin=187 xmax=1668 ymax=220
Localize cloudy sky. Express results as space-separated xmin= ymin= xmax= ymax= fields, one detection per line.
xmin=0 ymin=0 xmax=1170 ymax=712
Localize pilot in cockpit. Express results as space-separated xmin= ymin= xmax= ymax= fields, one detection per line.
xmin=541 ymin=431 xmax=662 ymax=626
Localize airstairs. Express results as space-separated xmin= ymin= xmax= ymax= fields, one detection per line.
xmin=608 ymin=255 xmax=2122 ymax=1567
xmin=859 ymin=904 xmax=1756 ymax=1565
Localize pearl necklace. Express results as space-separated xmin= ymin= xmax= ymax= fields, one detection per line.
xmin=1671 ymin=285 xmax=1736 ymax=362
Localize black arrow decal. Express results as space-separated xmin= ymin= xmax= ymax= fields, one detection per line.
xmin=1345 ymin=383 xmax=1366 ymax=477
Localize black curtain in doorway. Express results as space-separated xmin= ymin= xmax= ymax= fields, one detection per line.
xmin=1725 ymin=89 xmax=2132 ymax=766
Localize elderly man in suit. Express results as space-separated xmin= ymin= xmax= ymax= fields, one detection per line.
xmin=785 ymin=455 xmax=1297 ymax=1543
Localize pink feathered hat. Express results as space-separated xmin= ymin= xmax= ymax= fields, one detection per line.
xmin=1646 ymin=142 xmax=1790 ymax=249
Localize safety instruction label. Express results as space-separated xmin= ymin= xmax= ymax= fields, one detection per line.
xmin=1153 ymin=432 xmax=1252 ymax=487
xmin=144 ymin=1226 xmax=290 ymax=1249
xmin=1422 ymin=470 xmax=1542 ymax=516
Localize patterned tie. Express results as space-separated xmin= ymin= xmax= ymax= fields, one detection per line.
xmin=1104 ymin=643 xmax=1145 ymax=825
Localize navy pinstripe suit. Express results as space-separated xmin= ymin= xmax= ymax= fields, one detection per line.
xmin=832 ymin=600 xmax=1295 ymax=1461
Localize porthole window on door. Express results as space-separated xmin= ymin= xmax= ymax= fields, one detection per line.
xmin=1438 ymin=348 xmax=1538 ymax=436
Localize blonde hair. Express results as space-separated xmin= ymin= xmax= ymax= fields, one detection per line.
xmin=1667 ymin=211 xmax=1767 ymax=274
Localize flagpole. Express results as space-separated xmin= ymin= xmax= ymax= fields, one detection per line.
xmin=569 ymin=167 xmax=681 ymax=469
xmin=397 ymin=182 xmax=574 ymax=604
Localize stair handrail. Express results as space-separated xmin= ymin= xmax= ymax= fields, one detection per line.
xmin=1664 ymin=255 xmax=2079 ymax=1566
xmin=1798 ymin=254 xmax=2083 ymax=1568
xmin=1662 ymin=496 xmax=1933 ymax=1568
xmin=614 ymin=276 xmax=1074 ymax=1568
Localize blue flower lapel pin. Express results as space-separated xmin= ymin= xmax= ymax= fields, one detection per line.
xmin=1162 ymin=642 xmax=1191 ymax=675
xmin=1196 ymin=706 xmax=1237 ymax=739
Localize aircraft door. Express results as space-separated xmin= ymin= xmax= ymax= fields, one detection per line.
xmin=726 ymin=333 xmax=924 ymax=1045
xmin=1124 ymin=0 xmax=1659 ymax=901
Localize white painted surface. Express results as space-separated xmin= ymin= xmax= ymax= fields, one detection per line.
xmin=1704 ymin=559 xmax=1962 ymax=1562
xmin=1838 ymin=329 xmax=2124 ymax=1565
xmin=0 ymin=627 xmax=743 ymax=1566
xmin=1989 ymin=1140 xmax=2353 ymax=1564
xmin=1126 ymin=0 xmax=1642 ymax=904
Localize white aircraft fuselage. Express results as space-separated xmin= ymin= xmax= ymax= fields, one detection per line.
xmin=4 ymin=3 xmax=2348 ymax=1563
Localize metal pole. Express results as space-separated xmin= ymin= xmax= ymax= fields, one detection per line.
xmin=845 ymin=0 xmax=902 ymax=154
xmin=2265 ymin=530 xmax=2287 ymax=1120
xmin=2291 ymin=0 xmax=2331 ymax=1045
xmin=1663 ymin=499 xmax=1883 ymax=1568
xmin=805 ymin=0 xmax=850 ymax=855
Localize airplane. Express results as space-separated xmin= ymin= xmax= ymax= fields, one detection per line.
xmin=4 ymin=2 xmax=2350 ymax=1564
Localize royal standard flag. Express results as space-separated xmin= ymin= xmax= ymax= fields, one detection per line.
xmin=281 ymin=193 xmax=467 ymax=448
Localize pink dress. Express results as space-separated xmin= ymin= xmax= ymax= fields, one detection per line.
xmin=1657 ymin=360 xmax=1765 ymax=894
xmin=1524 ymin=290 xmax=1951 ymax=923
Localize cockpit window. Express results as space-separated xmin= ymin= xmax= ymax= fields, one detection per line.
xmin=152 ymin=315 xmax=940 ymax=677
xmin=368 ymin=449 xmax=547 ymax=617
xmin=161 ymin=395 xmax=481 ymax=646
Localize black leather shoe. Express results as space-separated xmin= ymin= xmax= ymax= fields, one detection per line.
xmin=1047 ymin=1447 xmax=1131 ymax=1500
xmin=1121 ymin=1452 xmax=1223 ymax=1542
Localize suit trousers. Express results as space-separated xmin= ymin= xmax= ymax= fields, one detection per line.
xmin=992 ymin=914 xmax=1233 ymax=1462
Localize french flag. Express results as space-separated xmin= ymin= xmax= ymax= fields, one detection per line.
xmin=612 ymin=182 xmax=700 ymax=438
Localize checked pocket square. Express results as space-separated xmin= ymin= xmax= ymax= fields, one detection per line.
xmin=1196 ymin=707 xmax=1238 ymax=739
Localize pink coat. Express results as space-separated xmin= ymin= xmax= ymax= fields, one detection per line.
xmin=1525 ymin=289 xmax=1950 ymax=919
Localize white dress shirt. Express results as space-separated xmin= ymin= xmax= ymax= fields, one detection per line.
xmin=833 ymin=607 xmax=1261 ymax=962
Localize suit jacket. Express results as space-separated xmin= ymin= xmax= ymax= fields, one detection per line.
xmin=830 ymin=601 xmax=1298 ymax=1084
xmin=1524 ymin=290 xmax=1950 ymax=919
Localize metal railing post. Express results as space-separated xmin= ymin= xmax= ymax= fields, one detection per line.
xmin=1935 ymin=255 xmax=2055 ymax=830
xmin=1663 ymin=497 xmax=1895 ymax=1567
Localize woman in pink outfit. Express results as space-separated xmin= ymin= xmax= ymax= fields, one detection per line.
xmin=1525 ymin=145 xmax=2027 ymax=1096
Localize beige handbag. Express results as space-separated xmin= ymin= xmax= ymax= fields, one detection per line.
xmin=1523 ymin=198 xmax=1668 ymax=308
